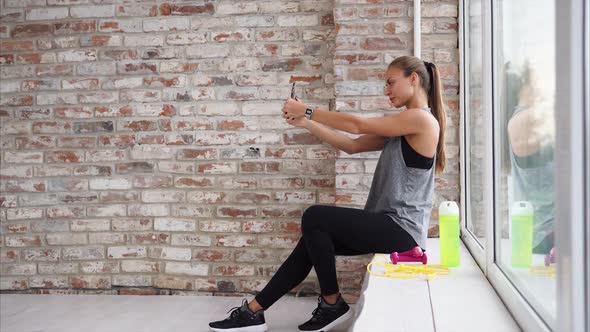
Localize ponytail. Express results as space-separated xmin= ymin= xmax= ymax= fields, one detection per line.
xmin=425 ymin=62 xmax=446 ymax=174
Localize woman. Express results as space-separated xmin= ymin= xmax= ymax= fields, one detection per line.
xmin=209 ymin=55 xmax=446 ymax=332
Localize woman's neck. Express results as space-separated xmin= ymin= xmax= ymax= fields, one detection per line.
xmin=405 ymin=90 xmax=429 ymax=109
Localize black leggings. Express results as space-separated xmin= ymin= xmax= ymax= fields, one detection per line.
xmin=253 ymin=205 xmax=419 ymax=309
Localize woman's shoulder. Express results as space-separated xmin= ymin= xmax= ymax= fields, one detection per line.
xmin=403 ymin=108 xmax=439 ymax=130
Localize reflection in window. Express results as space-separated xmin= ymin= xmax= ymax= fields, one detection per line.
xmin=496 ymin=0 xmax=557 ymax=328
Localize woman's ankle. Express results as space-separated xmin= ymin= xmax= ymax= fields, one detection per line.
xmin=248 ymin=300 xmax=263 ymax=313
xmin=322 ymin=292 xmax=340 ymax=305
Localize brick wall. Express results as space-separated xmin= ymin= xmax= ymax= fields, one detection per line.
xmin=332 ymin=0 xmax=460 ymax=226
xmin=0 ymin=0 xmax=459 ymax=303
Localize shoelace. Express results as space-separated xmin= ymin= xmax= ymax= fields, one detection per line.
xmin=226 ymin=300 xmax=248 ymax=320
xmin=309 ymin=296 xmax=328 ymax=322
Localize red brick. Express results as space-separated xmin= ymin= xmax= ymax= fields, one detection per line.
xmin=57 ymin=137 xmax=96 ymax=149
xmin=0 ymin=95 xmax=33 ymax=106
xmin=159 ymin=3 xmax=215 ymax=16
xmin=15 ymin=136 xmax=55 ymax=149
xmin=35 ymin=64 xmax=74 ymax=77
xmin=99 ymin=49 xmax=139 ymax=60
xmin=12 ymin=24 xmax=53 ymax=38
xmin=1 ymin=41 xmax=34 ymax=52
xmin=46 ymin=151 xmax=84 ymax=163
xmin=98 ymin=134 xmax=136 ymax=148
xmin=53 ymin=21 xmax=96 ymax=35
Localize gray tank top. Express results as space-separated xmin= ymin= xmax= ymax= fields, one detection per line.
xmin=363 ymin=109 xmax=436 ymax=250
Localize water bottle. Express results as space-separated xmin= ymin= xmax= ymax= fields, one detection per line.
xmin=511 ymin=201 xmax=534 ymax=267
xmin=439 ymin=201 xmax=460 ymax=267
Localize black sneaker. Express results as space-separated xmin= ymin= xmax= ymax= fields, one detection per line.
xmin=209 ymin=299 xmax=268 ymax=332
xmin=298 ymin=294 xmax=353 ymax=332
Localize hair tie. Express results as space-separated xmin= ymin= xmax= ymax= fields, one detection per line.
xmin=424 ymin=61 xmax=433 ymax=76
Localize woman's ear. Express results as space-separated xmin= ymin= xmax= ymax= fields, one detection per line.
xmin=410 ymin=72 xmax=419 ymax=86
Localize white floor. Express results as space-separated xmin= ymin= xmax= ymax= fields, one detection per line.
xmin=1 ymin=239 xmax=521 ymax=332
xmin=0 ymin=293 xmax=354 ymax=332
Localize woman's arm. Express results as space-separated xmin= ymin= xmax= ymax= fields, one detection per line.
xmin=282 ymin=99 xmax=430 ymax=137
xmin=301 ymin=119 xmax=386 ymax=154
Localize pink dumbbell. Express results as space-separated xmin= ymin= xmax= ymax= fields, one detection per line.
xmin=390 ymin=246 xmax=427 ymax=264
xmin=544 ymin=247 xmax=556 ymax=266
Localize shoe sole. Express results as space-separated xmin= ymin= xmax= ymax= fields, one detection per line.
xmin=297 ymin=307 xmax=354 ymax=332
xmin=209 ymin=323 xmax=268 ymax=332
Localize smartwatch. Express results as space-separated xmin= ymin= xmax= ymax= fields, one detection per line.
xmin=304 ymin=107 xmax=314 ymax=120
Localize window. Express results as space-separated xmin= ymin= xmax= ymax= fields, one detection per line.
xmin=460 ymin=0 xmax=589 ymax=330
xmin=494 ymin=0 xmax=557 ymax=327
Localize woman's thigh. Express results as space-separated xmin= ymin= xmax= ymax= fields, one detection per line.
xmin=302 ymin=205 xmax=418 ymax=255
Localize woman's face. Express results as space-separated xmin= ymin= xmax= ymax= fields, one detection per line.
xmin=384 ymin=67 xmax=415 ymax=108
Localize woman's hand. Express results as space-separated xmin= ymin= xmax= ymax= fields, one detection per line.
xmin=285 ymin=116 xmax=309 ymax=128
xmin=281 ymin=98 xmax=307 ymax=119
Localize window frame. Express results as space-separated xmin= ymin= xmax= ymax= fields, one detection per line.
xmin=460 ymin=0 xmax=588 ymax=330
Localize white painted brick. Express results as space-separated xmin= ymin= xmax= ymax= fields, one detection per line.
xmin=170 ymin=234 xmax=211 ymax=247
xmin=165 ymin=262 xmax=208 ymax=276
xmin=58 ymin=49 xmax=97 ymax=62
xmin=70 ymin=5 xmax=115 ymax=18
xmin=128 ymin=204 xmax=169 ymax=217
xmin=191 ymin=17 xmax=232 ymax=30
xmin=0 ymin=81 xmax=20 ymax=94
xmin=234 ymin=16 xmax=275 ymax=27
xmin=107 ymin=246 xmax=146 ymax=259
xmin=154 ymin=218 xmax=196 ymax=232
xmin=143 ymin=17 xmax=189 ymax=32
xmin=258 ymin=1 xmax=299 ymax=13
xmin=216 ymin=2 xmax=258 ymax=15
xmin=151 ymin=246 xmax=192 ymax=261
xmin=89 ymin=178 xmax=132 ymax=190
xmin=87 ymin=205 xmax=127 ymax=218
xmin=26 ymin=7 xmax=68 ymax=21
xmin=186 ymin=45 xmax=230 ymax=59
xmin=4 ymin=152 xmax=43 ymax=164
xmin=63 ymin=246 xmax=105 ymax=260
xmin=142 ymin=190 xmax=185 ymax=203
xmin=71 ymin=219 xmax=110 ymax=232
xmin=277 ymin=14 xmax=319 ymax=27
xmin=124 ymin=35 xmax=164 ymax=47
xmin=121 ymin=260 xmax=159 ymax=273
xmin=166 ymin=32 xmax=208 ymax=45
xmin=422 ymin=3 xmax=458 ymax=18
xmin=1 ymin=264 xmax=37 ymax=275
xmin=5 ymin=0 xmax=45 ymax=7
xmin=242 ymin=102 xmax=284 ymax=115
xmin=46 ymin=233 xmax=87 ymax=245
xmin=37 ymin=93 xmax=78 ymax=105
xmin=102 ymin=77 xmax=143 ymax=90
xmin=129 ymin=146 xmax=174 ymax=160
xmin=77 ymin=62 xmax=116 ymax=76
xmin=112 ymin=275 xmax=151 ymax=287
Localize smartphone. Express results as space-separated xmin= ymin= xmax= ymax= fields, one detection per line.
xmin=290 ymin=82 xmax=296 ymax=99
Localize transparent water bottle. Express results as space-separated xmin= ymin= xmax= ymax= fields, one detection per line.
xmin=511 ymin=201 xmax=534 ymax=267
xmin=439 ymin=201 xmax=460 ymax=267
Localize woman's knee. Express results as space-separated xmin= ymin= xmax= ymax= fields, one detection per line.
xmin=301 ymin=205 xmax=324 ymax=234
